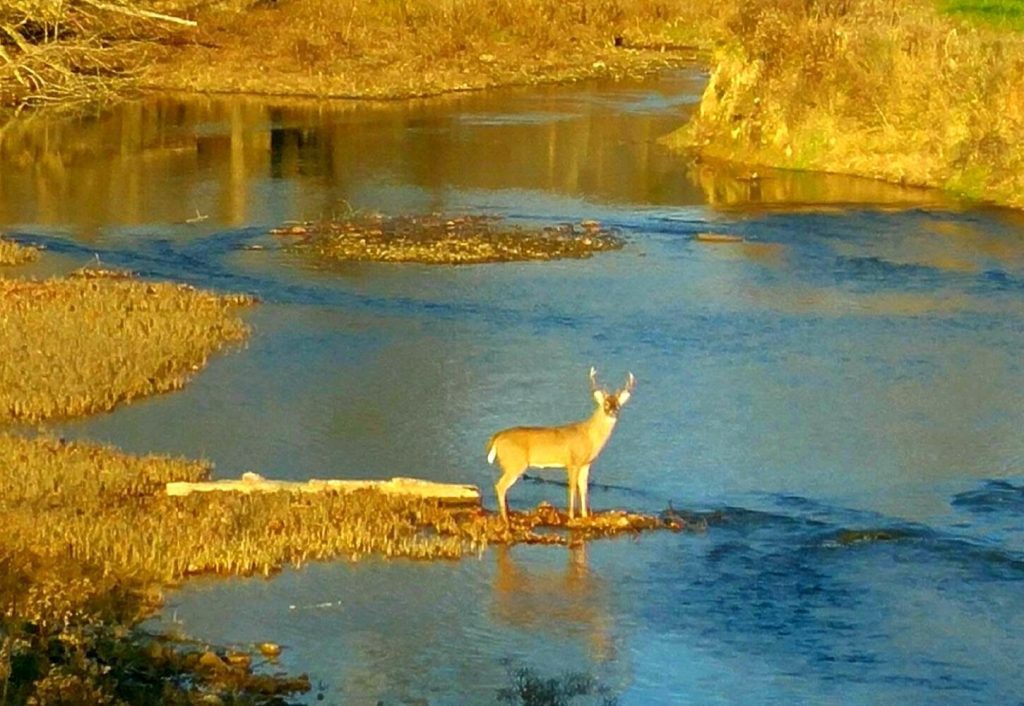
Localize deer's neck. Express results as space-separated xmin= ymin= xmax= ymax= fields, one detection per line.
xmin=583 ymin=408 xmax=618 ymax=450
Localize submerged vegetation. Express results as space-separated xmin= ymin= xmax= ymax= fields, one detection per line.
xmin=670 ymin=0 xmax=1024 ymax=207
xmin=0 ymin=268 xmax=253 ymax=423
xmin=498 ymin=661 xmax=618 ymax=706
xmin=279 ymin=214 xmax=624 ymax=265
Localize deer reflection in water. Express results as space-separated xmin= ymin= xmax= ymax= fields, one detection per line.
xmin=491 ymin=544 xmax=615 ymax=662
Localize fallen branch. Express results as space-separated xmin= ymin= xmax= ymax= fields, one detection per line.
xmin=78 ymin=0 xmax=198 ymax=27
xmin=166 ymin=472 xmax=482 ymax=506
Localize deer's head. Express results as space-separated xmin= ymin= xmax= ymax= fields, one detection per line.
xmin=589 ymin=367 xmax=635 ymax=419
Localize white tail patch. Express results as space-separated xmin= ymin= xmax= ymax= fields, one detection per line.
xmin=487 ymin=444 xmax=497 ymax=464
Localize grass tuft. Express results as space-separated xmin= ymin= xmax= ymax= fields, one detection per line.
xmin=0 ymin=237 xmax=40 ymax=265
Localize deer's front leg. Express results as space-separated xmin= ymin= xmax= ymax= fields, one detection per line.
xmin=577 ymin=464 xmax=591 ymax=518
xmin=567 ymin=465 xmax=581 ymax=519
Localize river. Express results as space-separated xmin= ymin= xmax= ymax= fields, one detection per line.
xmin=3 ymin=68 xmax=1024 ymax=704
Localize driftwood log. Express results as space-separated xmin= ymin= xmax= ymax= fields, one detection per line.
xmin=166 ymin=472 xmax=481 ymax=506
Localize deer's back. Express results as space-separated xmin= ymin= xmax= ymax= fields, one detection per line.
xmin=490 ymin=423 xmax=593 ymax=469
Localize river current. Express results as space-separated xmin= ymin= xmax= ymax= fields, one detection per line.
xmin=3 ymin=69 xmax=1024 ymax=704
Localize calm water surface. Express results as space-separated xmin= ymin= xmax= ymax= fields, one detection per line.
xmin=3 ymin=69 xmax=1024 ymax=704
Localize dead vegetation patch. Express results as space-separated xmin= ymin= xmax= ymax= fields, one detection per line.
xmin=0 ymin=268 xmax=253 ymax=423
xmin=276 ymin=213 xmax=624 ymax=265
xmin=468 ymin=501 xmax=692 ymax=546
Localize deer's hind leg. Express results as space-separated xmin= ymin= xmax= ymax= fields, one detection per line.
xmin=495 ymin=459 xmax=527 ymax=525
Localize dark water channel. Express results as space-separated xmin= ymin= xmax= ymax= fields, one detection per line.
xmin=3 ymin=69 xmax=1024 ymax=704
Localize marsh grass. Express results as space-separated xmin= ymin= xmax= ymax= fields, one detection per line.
xmin=0 ymin=270 xmax=253 ymax=423
xmin=0 ymin=431 xmax=471 ymax=703
xmin=0 ymin=433 xmax=684 ymax=586
xmin=0 ymin=237 xmax=40 ymax=265
xmin=672 ymin=0 xmax=1024 ymax=207
xmin=280 ymin=214 xmax=624 ymax=265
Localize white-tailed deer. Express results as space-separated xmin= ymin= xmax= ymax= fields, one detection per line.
xmin=486 ymin=367 xmax=635 ymax=523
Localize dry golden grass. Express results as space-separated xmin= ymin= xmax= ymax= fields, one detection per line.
xmin=0 ymin=237 xmax=39 ymax=265
xmin=139 ymin=0 xmax=701 ymax=98
xmin=670 ymin=0 xmax=1024 ymax=207
xmin=0 ymin=433 xmax=479 ymax=585
xmin=0 ymin=431 xmax=686 ymax=585
xmin=0 ymin=269 xmax=253 ymax=423
xmin=280 ymin=214 xmax=624 ymax=265
xmin=1 ymin=0 xmax=702 ymax=108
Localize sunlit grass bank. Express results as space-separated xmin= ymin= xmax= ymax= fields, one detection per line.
xmin=0 ymin=269 xmax=253 ymax=423
xmin=668 ymin=0 xmax=1024 ymax=207
xmin=0 ymin=431 xmax=469 ymax=703
xmin=1 ymin=0 xmax=702 ymax=109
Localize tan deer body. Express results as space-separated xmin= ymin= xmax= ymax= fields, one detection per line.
xmin=486 ymin=368 xmax=634 ymax=523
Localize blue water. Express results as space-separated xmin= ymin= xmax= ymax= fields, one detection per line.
xmin=2 ymin=69 xmax=1024 ymax=704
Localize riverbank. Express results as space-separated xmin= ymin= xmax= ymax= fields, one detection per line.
xmin=6 ymin=1 xmax=1024 ymax=210
xmin=666 ymin=0 xmax=1024 ymax=208
xmin=0 ymin=0 xmax=704 ymax=110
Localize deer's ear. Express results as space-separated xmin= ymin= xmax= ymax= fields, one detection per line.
xmin=592 ymin=389 xmax=606 ymax=405
xmin=617 ymin=372 xmax=635 ymax=406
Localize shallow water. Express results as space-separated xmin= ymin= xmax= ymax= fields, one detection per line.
xmin=3 ymin=69 xmax=1024 ymax=704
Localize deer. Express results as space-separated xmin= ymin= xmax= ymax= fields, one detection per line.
xmin=486 ymin=367 xmax=635 ymax=524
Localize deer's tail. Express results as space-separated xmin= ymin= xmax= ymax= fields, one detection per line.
xmin=486 ymin=436 xmax=498 ymax=465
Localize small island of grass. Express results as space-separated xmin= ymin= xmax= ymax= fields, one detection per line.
xmin=0 ymin=268 xmax=254 ymax=423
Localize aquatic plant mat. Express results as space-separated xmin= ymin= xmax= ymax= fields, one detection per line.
xmin=0 ymin=268 xmax=253 ymax=423
xmin=276 ymin=213 xmax=624 ymax=264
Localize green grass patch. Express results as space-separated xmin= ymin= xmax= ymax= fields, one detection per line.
xmin=939 ymin=0 xmax=1024 ymax=30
